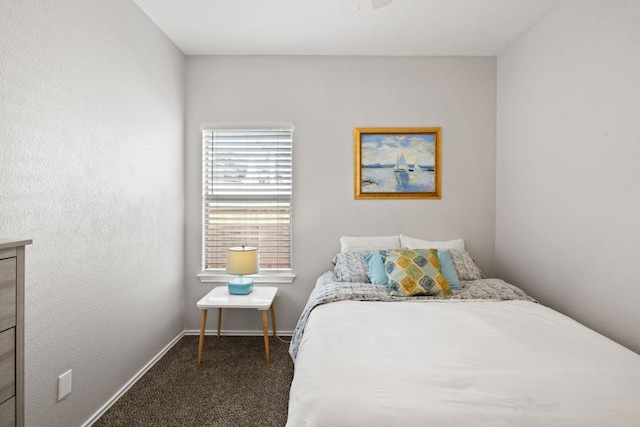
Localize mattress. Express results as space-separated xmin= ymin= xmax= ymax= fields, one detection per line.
xmin=287 ymin=279 xmax=640 ymax=426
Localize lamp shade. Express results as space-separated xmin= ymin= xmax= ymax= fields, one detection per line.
xmin=226 ymin=246 xmax=258 ymax=276
xmin=371 ymin=0 xmax=392 ymax=9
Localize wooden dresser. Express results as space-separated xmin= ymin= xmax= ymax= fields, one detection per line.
xmin=0 ymin=240 xmax=31 ymax=427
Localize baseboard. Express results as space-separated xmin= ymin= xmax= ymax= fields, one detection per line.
xmin=183 ymin=329 xmax=293 ymax=336
xmin=82 ymin=331 xmax=185 ymax=427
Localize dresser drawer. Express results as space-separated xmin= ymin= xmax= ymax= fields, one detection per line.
xmin=0 ymin=258 xmax=16 ymax=333
xmin=0 ymin=396 xmax=15 ymax=427
xmin=0 ymin=328 xmax=15 ymax=405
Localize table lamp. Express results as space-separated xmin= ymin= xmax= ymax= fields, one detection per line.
xmin=226 ymin=246 xmax=258 ymax=295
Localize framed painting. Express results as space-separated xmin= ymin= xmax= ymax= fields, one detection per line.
xmin=354 ymin=127 xmax=441 ymax=199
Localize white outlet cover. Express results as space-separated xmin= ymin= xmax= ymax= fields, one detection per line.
xmin=58 ymin=369 xmax=72 ymax=401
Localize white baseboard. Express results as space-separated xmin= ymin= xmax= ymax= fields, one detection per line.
xmin=83 ymin=329 xmax=293 ymax=426
xmin=82 ymin=331 xmax=185 ymax=427
xmin=183 ymin=329 xmax=293 ymax=336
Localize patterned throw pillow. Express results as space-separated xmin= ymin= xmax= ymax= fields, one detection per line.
xmin=381 ymin=249 xmax=452 ymax=297
xmin=332 ymin=252 xmax=370 ymax=283
xmin=449 ymin=249 xmax=484 ymax=280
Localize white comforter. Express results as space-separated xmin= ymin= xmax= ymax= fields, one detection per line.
xmin=287 ymin=300 xmax=640 ymax=426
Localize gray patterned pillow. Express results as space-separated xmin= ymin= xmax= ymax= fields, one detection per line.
xmin=332 ymin=252 xmax=370 ymax=283
xmin=449 ymin=249 xmax=484 ymax=280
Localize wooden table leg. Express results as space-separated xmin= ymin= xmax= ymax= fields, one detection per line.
xmin=217 ymin=308 xmax=222 ymax=338
xmin=197 ymin=309 xmax=208 ymax=365
xmin=262 ymin=310 xmax=270 ymax=364
xmin=270 ymin=303 xmax=277 ymax=338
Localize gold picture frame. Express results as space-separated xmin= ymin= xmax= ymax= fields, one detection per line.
xmin=354 ymin=127 xmax=441 ymax=200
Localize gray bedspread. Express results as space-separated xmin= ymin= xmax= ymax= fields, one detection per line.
xmin=289 ymin=272 xmax=536 ymax=360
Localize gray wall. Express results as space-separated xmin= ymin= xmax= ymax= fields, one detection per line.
xmin=0 ymin=1 xmax=185 ymax=425
xmin=496 ymin=0 xmax=640 ymax=353
xmin=185 ymin=56 xmax=497 ymax=333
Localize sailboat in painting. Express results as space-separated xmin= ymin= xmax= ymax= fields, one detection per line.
xmin=394 ymin=152 xmax=410 ymax=188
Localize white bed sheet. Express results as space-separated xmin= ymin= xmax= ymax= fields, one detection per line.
xmin=287 ymin=300 xmax=640 ymax=426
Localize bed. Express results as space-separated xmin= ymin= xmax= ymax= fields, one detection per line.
xmin=286 ymin=236 xmax=640 ymax=427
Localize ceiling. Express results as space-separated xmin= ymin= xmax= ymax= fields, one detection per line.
xmin=133 ymin=0 xmax=562 ymax=56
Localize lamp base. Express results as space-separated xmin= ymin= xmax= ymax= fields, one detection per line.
xmin=228 ymin=277 xmax=254 ymax=295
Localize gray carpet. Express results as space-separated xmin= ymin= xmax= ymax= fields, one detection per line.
xmin=93 ymin=335 xmax=294 ymax=427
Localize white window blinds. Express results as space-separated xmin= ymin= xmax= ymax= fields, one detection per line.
xmin=202 ymin=124 xmax=293 ymax=271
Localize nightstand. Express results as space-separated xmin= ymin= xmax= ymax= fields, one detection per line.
xmin=196 ymin=286 xmax=278 ymax=364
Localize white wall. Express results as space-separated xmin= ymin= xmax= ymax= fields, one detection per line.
xmin=497 ymin=0 xmax=640 ymax=353
xmin=185 ymin=56 xmax=497 ymax=333
xmin=0 ymin=1 xmax=185 ymax=425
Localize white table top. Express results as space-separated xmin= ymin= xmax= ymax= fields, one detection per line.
xmin=197 ymin=286 xmax=278 ymax=310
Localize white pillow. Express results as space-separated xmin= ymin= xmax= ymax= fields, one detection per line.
xmin=340 ymin=235 xmax=401 ymax=253
xmin=400 ymin=234 xmax=465 ymax=251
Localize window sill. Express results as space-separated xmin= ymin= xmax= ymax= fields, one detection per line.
xmin=197 ymin=272 xmax=296 ymax=284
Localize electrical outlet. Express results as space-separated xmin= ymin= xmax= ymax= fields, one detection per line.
xmin=57 ymin=369 xmax=72 ymax=401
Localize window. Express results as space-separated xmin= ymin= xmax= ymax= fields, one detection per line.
xmin=201 ymin=123 xmax=293 ymax=279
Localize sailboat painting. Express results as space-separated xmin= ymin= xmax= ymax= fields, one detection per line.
xmin=354 ymin=127 xmax=441 ymax=199
xmin=394 ymin=152 xmax=410 ymax=188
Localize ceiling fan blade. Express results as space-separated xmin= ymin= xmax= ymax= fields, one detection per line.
xmin=371 ymin=0 xmax=392 ymax=9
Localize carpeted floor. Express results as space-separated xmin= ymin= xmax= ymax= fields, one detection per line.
xmin=93 ymin=335 xmax=294 ymax=427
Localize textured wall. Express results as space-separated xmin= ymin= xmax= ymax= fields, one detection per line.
xmin=185 ymin=56 xmax=497 ymax=334
xmin=0 ymin=1 xmax=185 ymax=425
xmin=496 ymin=0 xmax=640 ymax=353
